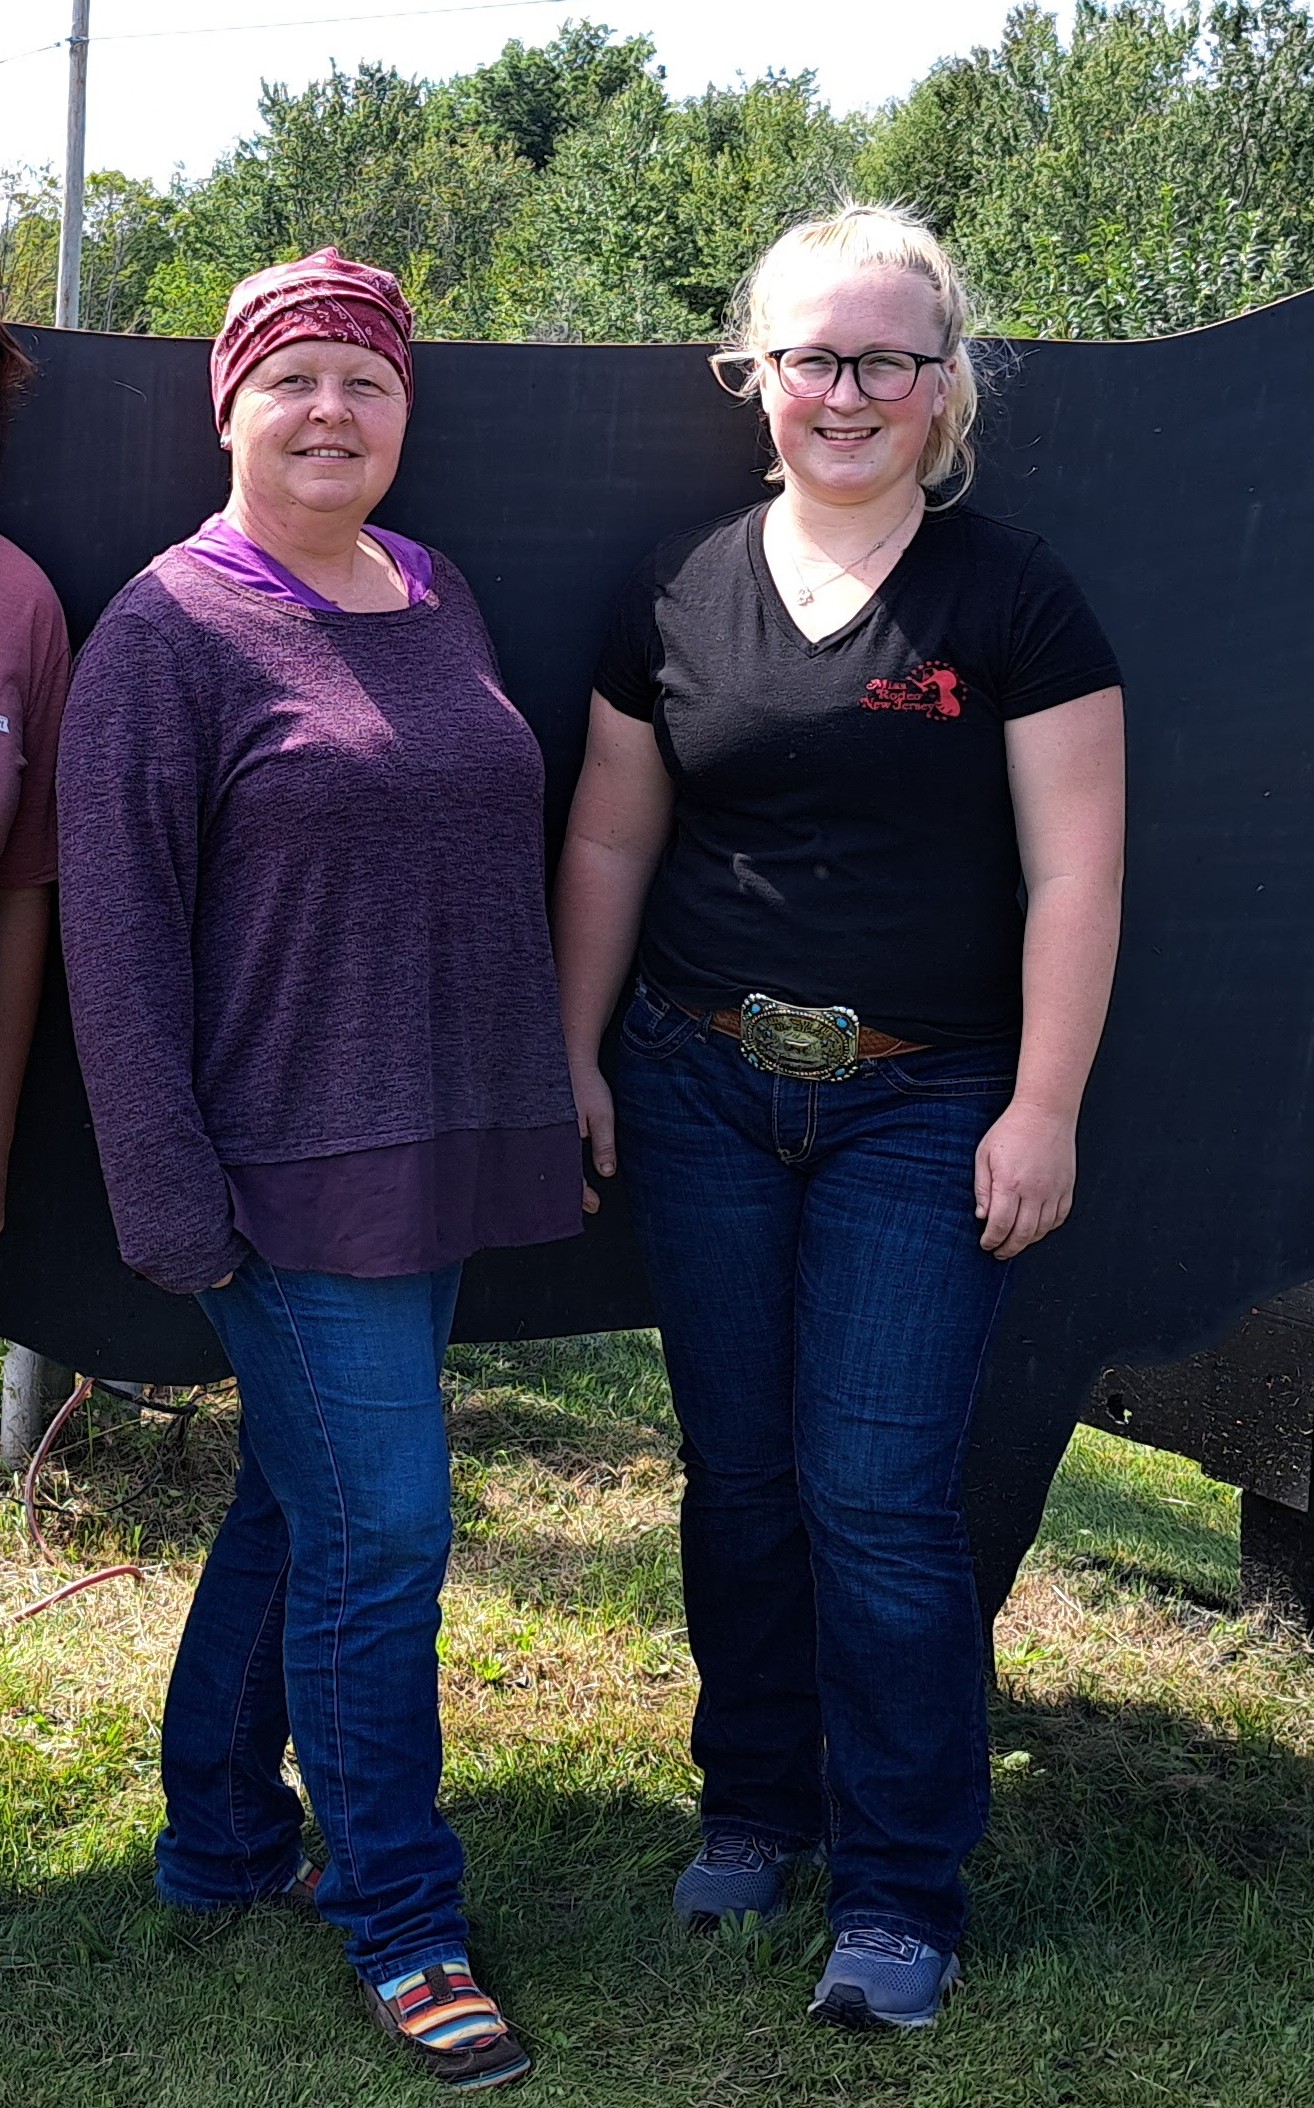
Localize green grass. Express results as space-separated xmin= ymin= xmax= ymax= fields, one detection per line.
xmin=2 ymin=1333 xmax=1313 ymax=2108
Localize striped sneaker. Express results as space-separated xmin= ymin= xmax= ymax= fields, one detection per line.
xmin=808 ymin=1928 xmax=961 ymax=2030
xmin=364 ymin=1959 xmax=531 ymax=2092
xmin=275 ymin=1856 xmax=324 ymax=1914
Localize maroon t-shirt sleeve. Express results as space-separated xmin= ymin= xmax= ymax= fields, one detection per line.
xmin=0 ymin=549 xmax=71 ymax=887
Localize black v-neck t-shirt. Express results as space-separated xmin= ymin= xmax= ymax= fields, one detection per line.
xmin=593 ymin=500 xmax=1121 ymax=1046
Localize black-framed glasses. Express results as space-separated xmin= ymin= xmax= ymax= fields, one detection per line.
xmin=709 ymin=345 xmax=945 ymax=403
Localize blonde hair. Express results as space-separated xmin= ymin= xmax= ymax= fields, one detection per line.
xmin=716 ymin=202 xmax=980 ymax=503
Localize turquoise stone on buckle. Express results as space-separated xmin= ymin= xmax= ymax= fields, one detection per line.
xmin=739 ymin=994 xmax=862 ymax=1083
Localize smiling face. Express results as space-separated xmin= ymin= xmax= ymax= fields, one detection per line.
xmin=757 ymin=262 xmax=954 ymax=510
xmin=223 ymin=338 xmax=408 ymax=525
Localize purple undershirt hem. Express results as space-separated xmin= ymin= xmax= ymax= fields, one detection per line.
xmin=224 ymin=1124 xmax=584 ymax=1277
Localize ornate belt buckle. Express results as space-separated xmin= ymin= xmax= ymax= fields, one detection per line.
xmin=740 ymin=994 xmax=861 ymax=1083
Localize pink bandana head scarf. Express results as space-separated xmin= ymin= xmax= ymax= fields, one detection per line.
xmin=210 ymin=247 xmax=415 ymax=432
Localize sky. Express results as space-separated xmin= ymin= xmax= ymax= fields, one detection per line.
xmin=0 ymin=1 xmax=1076 ymax=190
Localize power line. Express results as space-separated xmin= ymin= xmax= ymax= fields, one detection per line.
xmin=1 ymin=1 xmax=565 ymax=67
xmin=0 ymin=41 xmax=64 ymax=68
xmin=105 ymin=1 xmax=565 ymax=46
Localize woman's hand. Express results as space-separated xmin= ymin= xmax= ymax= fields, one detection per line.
xmin=974 ymin=1100 xmax=1077 ymax=1260
xmin=552 ymin=691 xmax=674 ymax=1220
xmin=572 ymin=1062 xmax=617 ymax=1215
xmin=210 ymin=1272 xmax=235 ymax=1288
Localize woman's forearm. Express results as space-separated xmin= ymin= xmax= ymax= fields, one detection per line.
xmin=1014 ymin=871 xmax=1122 ymax=1120
xmin=0 ymin=884 xmax=51 ymax=1222
xmin=553 ymin=832 xmax=659 ymax=1070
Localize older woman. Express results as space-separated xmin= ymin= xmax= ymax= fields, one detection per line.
xmin=58 ymin=249 xmax=581 ymax=2091
xmin=554 ymin=205 xmax=1124 ymax=2031
xmin=0 ymin=321 xmax=70 ymax=1237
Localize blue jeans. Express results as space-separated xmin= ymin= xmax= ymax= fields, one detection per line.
xmin=155 ymin=1256 xmax=467 ymax=1985
xmin=616 ymin=983 xmax=1017 ymax=1950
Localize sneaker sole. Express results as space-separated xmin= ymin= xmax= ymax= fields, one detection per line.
xmin=808 ymin=1956 xmax=961 ymax=2032
xmin=363 ymin=1981 xmax=532 ymax=2092
xmin=443 ymin=2055 xmax=533 ymax=2095
xmin=679 ymin=1898 xmax=786 ymax=1934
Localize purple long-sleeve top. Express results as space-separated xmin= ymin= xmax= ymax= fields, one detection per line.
xmin=57 ymin=542 xmax=583 ymax=1295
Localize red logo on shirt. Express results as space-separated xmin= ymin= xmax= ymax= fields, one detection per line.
xmin=860 ymin=661 xmax=964 ymax=720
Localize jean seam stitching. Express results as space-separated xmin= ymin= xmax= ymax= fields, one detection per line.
xmin=953 ymin=1262 xmax=1012 ymax=1833
xmin=948 ymin=1263 xmax=1012 ymax=1497
xmin=263 ymin=1265 xmax=365 ymax=1905
xmin=225 ymin=1546 xmax=293 ymax=1887
xmin=621 ymin=1020 xmax=699 ymax=1061
xmin=885 ymin=1074 xmax=1016 ymax=1099
xmin=772 ymin=1079 xmax=817 ymax=1164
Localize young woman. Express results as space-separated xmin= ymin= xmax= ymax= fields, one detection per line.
xmin=58 ymin=249 xmax=581 ymax=2092
xmin=0 ymin=321 xmax=69 ymax=1238
xmin=554 ymin=205 xmax=1125 ymax=2031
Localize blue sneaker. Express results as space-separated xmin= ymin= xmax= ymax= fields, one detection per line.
xmin=808 ymin=1928 xmax=961 ymax=2030
xmin=673 ymin=1833 xmax=806 ymax=1930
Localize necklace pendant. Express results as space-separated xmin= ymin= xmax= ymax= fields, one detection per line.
xmin=796 ymin=586 xmax=814 ymax=607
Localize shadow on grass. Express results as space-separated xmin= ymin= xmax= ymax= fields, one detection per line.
xmin=4 ymin=1691 xmax=1313 ymax=2106
xmin=446 ymin=1388 xmax=674 ymax=1474
xmin=979 ymin=1684 xmax=1313 ymax=1940
xmin=8 ymin=1688 xmax=1312 ymax=1972
xmin=447 ymin=1333 xmax=672 ymax=1432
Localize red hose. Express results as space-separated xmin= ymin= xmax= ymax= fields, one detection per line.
xmin=11 ymin=1565 xmax=144 ymax=1623
xmin=13 ymin=1375 xmax=144 ymax=1621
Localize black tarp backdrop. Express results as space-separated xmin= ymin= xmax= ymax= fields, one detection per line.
xmin=1 ymin=301 xmax=1312 ymax=1621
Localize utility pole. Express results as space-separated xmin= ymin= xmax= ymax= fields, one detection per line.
xmin=1 ymin=1347 xmax=76 ymax=1470
xmin=54 ymin=0 xmax=91 ymax=329
xmin=6 ymin=6 xmax=91 ymax=1459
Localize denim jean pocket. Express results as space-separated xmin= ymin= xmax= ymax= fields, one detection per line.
xmin=619 ymin=982 xmax=703 ymax=1060
xmin=880 ymin=1044 xmax=1019 ymax=1098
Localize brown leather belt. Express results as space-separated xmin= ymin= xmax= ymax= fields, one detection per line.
xmin=707 ymin=1009 xmax=930 ymax=1060
xmin=676 ymin=999 xmax=929 ymax=1063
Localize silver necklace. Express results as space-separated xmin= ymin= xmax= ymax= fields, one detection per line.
xmin=786 ymin=494 xmax=922 ymax=606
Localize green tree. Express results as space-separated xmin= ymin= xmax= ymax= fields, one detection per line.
xmin=146 ymin=26 xmax=655 ymax=337
xmin=80 ymin=173 xmax=178 ymax=332
xmin=485 ymin=70 xmax=867 ymax=343
xmin=9 ymin=4 xmax=1311 ymax=349
xmin=0 ymin=166 xmax=174 ymax=330
xmin=666 ymin=74 xmax=867 ymax=325
xmin=401 ymin=127 xmax=532 ymax=337
xmin=0 ymin=168 xmax=60 ymax=325
xmin=148 ymin=61 xmax=442 ymax=332
xmin=486 ymin=76 xmax=696 ymax=340
xmin=857 ymin=1 xmax=1314 ymax=337
xmin=1199 ymin=2 xmax=1314 ymax=233
xmin=453 ymin=19 xmax=658 ymax=168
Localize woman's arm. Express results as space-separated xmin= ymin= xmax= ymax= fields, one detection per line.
xmin=58 ymin=615 xmax=249 ymax=1294
xmin=0 ymin=884 xmax=51 ymax=1232
xmin=975 ymin=684 xmax=1125 ymax=1259
xmin=553 ymin=690 xmax=674 ymax=1206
